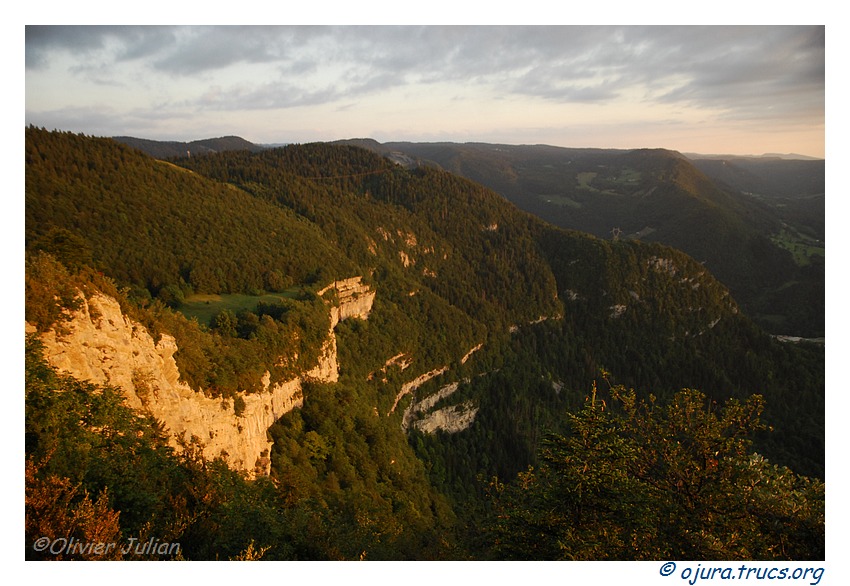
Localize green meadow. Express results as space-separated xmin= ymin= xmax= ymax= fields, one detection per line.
xmin=771 ymin=227 xmax=825 ymax=267
xmin=179 ymin=290 xmax=303 ymax=325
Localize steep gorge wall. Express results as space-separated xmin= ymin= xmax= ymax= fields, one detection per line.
xmin=30 ymin=277 xmax=374 ymax=476
xmin=321 ymin=277 xmax=376 ymax=325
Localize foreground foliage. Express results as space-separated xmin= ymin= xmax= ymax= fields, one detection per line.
xmin=486 ymin=384 xmax=824 ymax=560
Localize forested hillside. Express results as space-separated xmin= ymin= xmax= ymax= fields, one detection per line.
xmin=25 ymin=128 xmax=824 ymax=560
xmin=112 ymin=135 xmax=264 ymax=159
xmin=369 ymin=141 xmax=824 ymax=338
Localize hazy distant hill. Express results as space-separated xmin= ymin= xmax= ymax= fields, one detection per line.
xmin=690 ymin=157 xmax=824 ymax=201
xmin=369 ymin=141 xmax=824 ymax=338
xmin=691 ymin=156 xmax=824 ymax=255
xmin=113 ymin=134 xmax=264 ymax=158
xmin=685 ymin=152 xmax=823 ymax=161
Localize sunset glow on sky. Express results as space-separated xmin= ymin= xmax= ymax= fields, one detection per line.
xmin=25 ymin=24 xmax=825 ymax=158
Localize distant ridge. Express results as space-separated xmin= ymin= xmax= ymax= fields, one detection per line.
xmin=113 ymin=135 xmax=264 ymax=159
xmin=685 ymin=152 xmax=822 ymax=161
xmin=358 ymin=139 xmax=824 ymax=338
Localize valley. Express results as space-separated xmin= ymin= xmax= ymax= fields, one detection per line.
xmin=26 ymin=128 xmax=824 ymax=560
xmin=360 ymin=140 xmax=825 ymax=339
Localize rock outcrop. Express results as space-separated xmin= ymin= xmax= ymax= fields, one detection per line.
xmin=387 ymin=367 xmax=449 ymax=416
xmin=411 ymin=402 xmax=478 ymax=434
xmin=394 ymin=341 xmax=485 ymax=435
xmin=31 ymin=278 xmax=374 ymax=477
xmin=402 ymin=381 xmax=478 ymax=434
xmin=320 ymin=276 xmax=376 ymax=326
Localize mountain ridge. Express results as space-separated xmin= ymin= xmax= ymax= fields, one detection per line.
xmin=360 ymin=140 xmax=824 ymax=338
xmin=113 ymin=134 xmax=264 ymax=159
xmin=112 ymin=133 xmax=823 ymax=164
xmin=25 ymin=127 xmax=824 ymax=560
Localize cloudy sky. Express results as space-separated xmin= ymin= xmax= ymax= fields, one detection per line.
xmin=25 ymin=25 xmax=825 ymax=157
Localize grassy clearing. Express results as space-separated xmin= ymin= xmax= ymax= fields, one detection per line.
xmin=538 ymin=194 xmax=582 ymax=208
xmin=576 ymin=172 xmax=597 ymax=188
xmin=575 ymin=168 xmax=642 ymax=197
xmin=179 ymin=289 xmax=302 ymax=326
xmin=771 ymin=227 xmax=825 ymax=267
xmin=155 ymin=159 xmax=195 ymax=174
xmin=616 ymin=167 xmax=642 ymax=183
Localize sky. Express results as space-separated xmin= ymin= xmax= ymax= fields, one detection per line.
xmin=24 ymin=24 xmax=826 ymax=158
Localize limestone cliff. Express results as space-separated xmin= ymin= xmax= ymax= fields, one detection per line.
xmin=402 ymin=381 xmax=478 ymax=434
xmin=395 ymin=341 xmax=485 ymax=435
xmin=411 ymin=402 xmax=478 ymax=434
xmin=402 ymin=381 xmax=459 ymax=430
xmin=320 ymin=276 xmax=376 ymax=326
xmin=387 ymin=367 xmax=449 ymax=416
xmin=31 ymin=278 xmax=374 ymax=477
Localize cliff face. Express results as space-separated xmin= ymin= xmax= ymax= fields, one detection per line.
xmin=411 ymin=402 xmax=479 ymax=434
xmin=396 ymin=341 xmax=485 ymax=435
xmin=320 ymin=276 xmax=376 ymax=326
xmin=31 ymin=278 xmax=374 ymax=477
xmin=402 ymin=380 xmax=479 ymax=434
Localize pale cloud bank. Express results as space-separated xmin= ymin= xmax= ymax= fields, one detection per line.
xmin=25 ymin=25 xmax=825 ymax=157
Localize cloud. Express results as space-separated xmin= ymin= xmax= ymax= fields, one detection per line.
xmin=149 ymin=27 xmax=301 ymax=74
xmin=645 ymin=27 xmax=824 ymax=119
xmin=26 ymin=26 xmax=168 ymax=69
xmin=26 ymin=26 xmax=823 ymax=109
xmin=24 ymin=25 xmax=824 ymax=154
xmin=194 ymin=80 xmax=341 ymax=111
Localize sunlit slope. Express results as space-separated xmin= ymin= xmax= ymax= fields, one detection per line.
xmin=26 ymin=128 xmax=357 ymax=298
